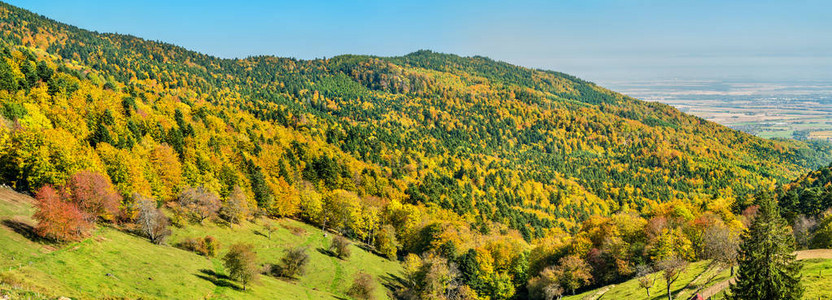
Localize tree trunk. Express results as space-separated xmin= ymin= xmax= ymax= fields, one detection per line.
xmin=646 ymin=288 xmax=651 ymax=297
xmin=667 ymin=282 xmax=672 ymax=300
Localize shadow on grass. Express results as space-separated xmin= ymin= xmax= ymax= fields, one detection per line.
xmin=356 ymin=243 xmax=374 ymax=253
xmin=196 ymin=269 xmax=242 ymax=291
xmin=317 ymin=247 xmax=338 ymax=258
xmin=253 ymin=229 xmax=269 ymax=239
xmin=379 ymin=272 xmax=408 ymax=292
xmin=1 ymin=218 xmax=47 ymax=243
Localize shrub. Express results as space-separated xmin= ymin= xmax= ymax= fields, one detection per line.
xmin=330 ymin=235 xmax=352 ymax=259
xmin=176 ymin=235 xmax=221 ymax=257
xmin=276 ymin=246 xmax=309 ymax=278
xmin=348 ymin=272 xmax=376 ymax=300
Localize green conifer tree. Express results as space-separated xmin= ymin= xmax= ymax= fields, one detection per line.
xmin=729 ymin=192 xmax=803 ymax=299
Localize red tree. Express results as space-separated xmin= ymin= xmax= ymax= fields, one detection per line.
xmin=33 ymin=185 xmax=92 ymax=242
xmin=66 ymin=170 xmax=121 ymax=222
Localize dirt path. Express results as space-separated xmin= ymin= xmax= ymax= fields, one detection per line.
xmin=795 ymin=249 xmax=832 ymax=260
xmin=700 ymin=249 xmax=832 ymax=298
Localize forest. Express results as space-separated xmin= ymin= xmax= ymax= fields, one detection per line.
xmin=0 ymin=2 xmax=829 ymax=299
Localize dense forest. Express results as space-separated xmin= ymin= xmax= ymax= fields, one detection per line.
xmin=0 ymin=2 xmax=830 ymax=299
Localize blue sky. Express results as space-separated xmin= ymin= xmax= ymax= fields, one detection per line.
xmin=7 ymin=0 xmax=832 ymax=83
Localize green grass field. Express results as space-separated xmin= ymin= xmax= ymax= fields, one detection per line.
xmin=0 ymin=188 xmax=402 ymax=299
xmin=562 ymin=260 xmax=732 ymax=300
xmin=565 ymin=259 xmax=832 ymax=300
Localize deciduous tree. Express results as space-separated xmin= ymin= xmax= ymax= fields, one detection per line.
xmin=135 ymin=194 xmax=170 ymax=244
xmin=66 ymin=170 xmax=121 ymax=223
xmin=33 ymin=185 xmax=92 ymax=242
xmin=177 ymin=186 xmax=221 ymax=224
xmin=223 ymin=243 xmax=259 ymax=291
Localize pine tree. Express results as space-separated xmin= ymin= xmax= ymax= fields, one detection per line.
xmin=729 ymin=192 xmax=803 ymax=299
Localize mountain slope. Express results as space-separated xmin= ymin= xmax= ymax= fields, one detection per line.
xmin=0 ymin=2 xmax=830 ymax=238
xmin=0 ymin=187 xmax=400 ymax=299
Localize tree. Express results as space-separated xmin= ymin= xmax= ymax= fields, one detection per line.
xmin=656 ymin=256 xmax=687 ymax=300
xmin=148 ymin=144 xmax=182 ymax=200
xmin=66 ymin=170 xmax=121 ymax=223
xmin=323 ymin=189 xmax=360 ymax=234
xmin=348 ymin=272 xmax=376 ymax=300
xmin=554 ymin=255 xmax=592 ymax=295
xmin=223 ymin=243 xmax=259 ymax=290
xmin=702 ymin=224 xmax=739 ymax=275
xmin=277 ymin=246 xmax=309 ymax=278
xmin=374 ymin=224 xmax=398 ymax=260
xmin=177 ymin=186 xmax=221 ymax=223
xmin=262 ymin=220 xmax=277 ymax=240
xmin=793 ymin=215 xmax=816 ymax=249
xmin=528 ymin=265 xmax=564 ymax=300
xmin=33 ymin=185 xmax=92 ymax=242
xmin=330 ymin=235 xmax=352 ymax=259
xmin=219 ymin=185 xmax=249 ymax=226
xmin=729 ymin=192 xmax=803 ymax=299
xmin=636 ymin=264 xmax=657 ymax=297
xmin=135 ymin=194 xmax=171 ymax=244
xmin=810 ymin=213 xmax=832 ymax=248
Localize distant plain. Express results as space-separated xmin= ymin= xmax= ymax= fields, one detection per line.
xmin=607 ymin=80 xmax=832 ymax=140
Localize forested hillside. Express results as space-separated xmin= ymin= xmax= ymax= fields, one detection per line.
xmin=0 ymin=2 xmax=830 ymax=299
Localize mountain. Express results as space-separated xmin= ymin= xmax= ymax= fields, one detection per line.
xmin=0 ymin=2 xmax=830 ymax=299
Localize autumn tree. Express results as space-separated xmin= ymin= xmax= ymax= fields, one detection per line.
xmin=177 ymin=186 xmax=221 ymax=224
xmin=729 ymin=192 xmax=803 ymax=300
xmin=135 ymin=194 xmax=171 ymax=244
xmin=527 ymin=266 xmax=564 ymax=300
xmin=148 ymin=144 xmax=182 ymax=200
xmin=374 ymin=224 xmax=398 ymax=260
xmin=702 ymin=224 xmax=739 ymax=275
xmin=656 ymin=256 xmax=687 ymax=300
xmin=223 ymin=243 xmax=259 ymax=291
xmin=33 ymin=185 xmax=92 ymax=242
xmin=635 ymin=264 xmax=657 ymax=297
xmin=397 ymin=254 xmax=462 ymax=300
xmin=262 ymin=220 xmax=277 ymax=240
xmin=552 ymin=255 xmax=592 ymax=295
xmin=66 ymin=170 xmax=121 ymax=223
xmin=323 ymin=189 xmax=360 ymax=234
xmin=219 ymin=185 xmax=249 ymax=226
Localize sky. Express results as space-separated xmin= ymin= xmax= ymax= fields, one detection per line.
xmin=6 ymin=0 xmax=832 ymax=85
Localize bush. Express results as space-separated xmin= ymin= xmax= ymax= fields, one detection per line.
xmin=176 ymin=235 xmax=221 ymax=257
xmin=330 ymin=235 xmax=351 ymax=259
xmin=348 ymin=272 xmax=376 ymax=300
xmin=276 ymin=246 xmax=309 ymax=278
